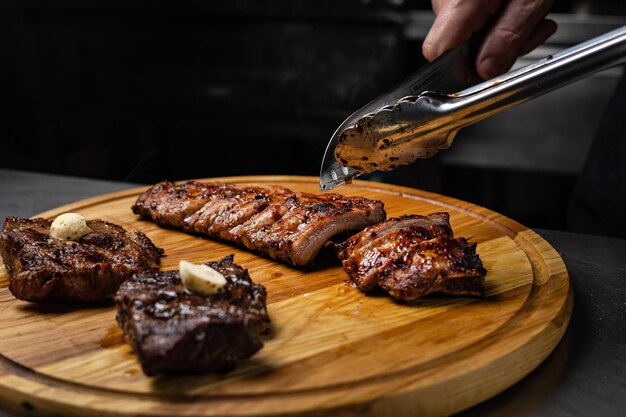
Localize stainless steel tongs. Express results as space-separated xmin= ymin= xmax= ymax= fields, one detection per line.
xmin=320 ymin=25 xmax=626 ymax=192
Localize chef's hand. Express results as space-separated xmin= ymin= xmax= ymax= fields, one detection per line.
xmin=422 ymin=0 xmax=557 ymax=80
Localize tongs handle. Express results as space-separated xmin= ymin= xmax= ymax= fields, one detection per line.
xmin=439 ymin=25 xmax=626 ymax=131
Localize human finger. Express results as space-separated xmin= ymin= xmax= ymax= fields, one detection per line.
xmin=518 ymin=18 xmax=557 ymax=56
xmin=422 ymin=0 xmax=502 ymax=62
xmin=431 ymin=0 xmax=445 ymax=15
xmin=476 ymin=0 xmax=555 ymax=79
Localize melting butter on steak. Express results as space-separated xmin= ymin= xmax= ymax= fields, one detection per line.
xmin=0 ymin=216 xmax=163 ymax=302
xmin=114 ymin=255 xmax=269 ymax=376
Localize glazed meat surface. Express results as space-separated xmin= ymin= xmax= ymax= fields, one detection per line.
xmin=132 ymin=181 xmax=386 ymax=266
xmin=336 ymin=213 xmax=486 ymax=301
xmin=114 ymin=255 xmax=269 ymax=376
xmin=0 ymin=217 xmax=163 ymax=302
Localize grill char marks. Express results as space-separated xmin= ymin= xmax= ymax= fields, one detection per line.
xmin=0 ymin=217 xmax=163 ymax=302
xmin=336 ymin=213 xmax=486 ymax=301
xmin=114 ymin=255 xmax=269 ymax=376
xmin=132 ymin=181 xmax=386 ymax=266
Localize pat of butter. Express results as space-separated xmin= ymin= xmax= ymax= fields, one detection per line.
xmin=179 ymin=260 xmax=227 ymax=296
xmin=50 ymin=213 xmax=92 ymax=240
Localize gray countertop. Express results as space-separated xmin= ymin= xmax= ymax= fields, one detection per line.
xmin=1 ymin=168 xmax=625 ymax=417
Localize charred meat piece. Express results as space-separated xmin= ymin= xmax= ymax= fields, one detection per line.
xmin=336 ymin=213 xmax=486 ymax=301
xmin=0 ymin=217 xmax=163 ymax=302
xmin=114 ymin=255 xmax=269 ymax=376
xmin=132 ymin=181 xmax=386 ymax=266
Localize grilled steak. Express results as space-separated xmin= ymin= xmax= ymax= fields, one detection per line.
xmin=132 ymin=181 xmax=386 ymax=266
xmin=114 ymin=255 xmax=269 ymax=376
xmin=336 ymin=213 xmax=486 ymax=301
xmin=0 ymin=217 xmax=163 ymax=302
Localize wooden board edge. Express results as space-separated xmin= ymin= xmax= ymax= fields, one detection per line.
xmin=33 ymin=176 xmax=529 ymax=241
xmin=0 ymin=234 xmax=573 ymax=417
xmin=0 ymin=274 xmax=572 ymax=417
xmin=0 ymin=176 xmax=574 ymax=416
xmin=32 ymin=185 xmax=151 ymax=220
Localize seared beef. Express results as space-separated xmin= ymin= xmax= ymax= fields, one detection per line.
xmin=132 ymin=181 xmax=386 ymax=266
xmin=0 ymin=217 xmax=163 ymax=302
xmin=336 ymin=213 xmax=486 ymax=301
xmin=114 ymin=255 xmax=269 ymax=376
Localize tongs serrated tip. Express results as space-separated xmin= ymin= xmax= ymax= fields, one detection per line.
xmin=320 ymin=120 xmax=365 ymax=192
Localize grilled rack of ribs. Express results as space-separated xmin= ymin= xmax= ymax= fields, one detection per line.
xmin=335 ymin=212 xmax=486 ymax=302
xmin=132 ymin=180 xmax=386 ymax=266
xmin=114 ymin=255 xmax=269 ymax=376
xmin=0 ymin=217 xmax=163 ymax=302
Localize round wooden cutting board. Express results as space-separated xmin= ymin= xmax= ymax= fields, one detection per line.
xmin=0 ymin=176 xmax=572 ymax=417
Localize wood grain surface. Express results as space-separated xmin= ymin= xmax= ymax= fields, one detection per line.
xmin=0 ymin=176 xmax=572 ymax=417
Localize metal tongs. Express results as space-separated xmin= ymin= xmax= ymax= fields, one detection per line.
xmin=320 ymin=25 xmax=626 ymax=191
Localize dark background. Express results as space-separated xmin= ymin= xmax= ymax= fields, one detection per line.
xmin=1 ymin=0 xmax=625 ymax=231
